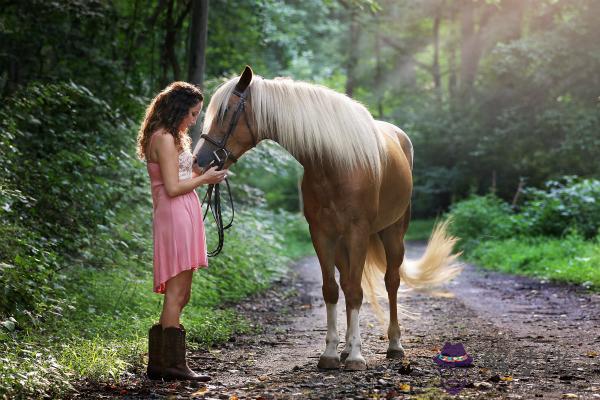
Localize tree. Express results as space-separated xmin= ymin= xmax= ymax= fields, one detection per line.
xmin=188 ymin=0 xmax=209 ymax=88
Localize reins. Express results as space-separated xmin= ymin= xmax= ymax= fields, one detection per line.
xmin=198 ymin=87 xmax=256 ymax=257
xmin=200 ymin=174 xmax=234 ymax=257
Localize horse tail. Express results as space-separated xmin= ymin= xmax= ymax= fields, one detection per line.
xmin=361 ymin=219 xmax=462 ymax=325
xmin=361 ymin=234 xmax=388 ymax=324
xmin=400 ymin=219 xmax=462 ymax=290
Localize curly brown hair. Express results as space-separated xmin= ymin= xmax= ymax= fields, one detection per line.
xmin=136 ymin=81 xmax=204 ymax=160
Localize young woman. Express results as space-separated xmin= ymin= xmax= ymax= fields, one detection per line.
xmin=136 ymin=82 xmax=227 ymax=381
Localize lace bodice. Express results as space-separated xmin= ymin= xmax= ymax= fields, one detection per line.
xmin=178 ymin=149 xmax=194 ymax=180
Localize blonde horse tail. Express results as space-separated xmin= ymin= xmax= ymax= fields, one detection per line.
xmin=400 ymin=220 xmax=462 ymax=291
xmin=361 ymin=234 xmax=388 ymax=325
xmin=361 ymin=219 xmax=462 ymax=326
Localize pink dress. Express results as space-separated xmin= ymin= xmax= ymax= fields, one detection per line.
xmin=147 ymin=134 xmax=208 ymax=294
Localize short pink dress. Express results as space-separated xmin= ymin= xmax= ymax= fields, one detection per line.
xmin=147 ymin=134 xmax=208 ymax=294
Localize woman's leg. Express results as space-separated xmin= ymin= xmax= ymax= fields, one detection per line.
xmin=159 ymin=269 xmax=193 ymax=328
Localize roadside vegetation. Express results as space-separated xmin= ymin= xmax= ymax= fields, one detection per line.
xmin=446 ymin=178 xmax=600 ymax=290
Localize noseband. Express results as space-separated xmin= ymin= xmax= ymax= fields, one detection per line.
xmin=199 ymin=88 xmax=256 ymax=169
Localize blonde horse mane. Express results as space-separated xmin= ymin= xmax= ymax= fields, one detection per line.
xmin=203 ymin=75 xmax=387 ymax=177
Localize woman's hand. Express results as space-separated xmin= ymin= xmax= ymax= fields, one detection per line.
xmin=201 ymin=166 xmax=228 ymax=185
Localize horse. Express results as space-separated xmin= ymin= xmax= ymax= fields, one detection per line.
xmin=194 ymin=66 xmax=461 ymax=371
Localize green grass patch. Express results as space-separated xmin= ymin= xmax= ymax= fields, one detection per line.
xmin=405 ymin=219 xmax=436 ymax=241
xmin=0 ymin=207 xmax=309 ymax=399
xmin=467 ymin=233 xmax=600 ymax=290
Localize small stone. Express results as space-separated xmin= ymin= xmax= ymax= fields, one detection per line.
xmin=474 ymin=381 xmax=493 ymax=390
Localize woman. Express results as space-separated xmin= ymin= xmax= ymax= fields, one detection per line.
xmin=136 ymin=82 xmax=227 ymax=381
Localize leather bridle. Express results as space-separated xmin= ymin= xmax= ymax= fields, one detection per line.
xmin=199 ymin=88 xmax=256 ymax=169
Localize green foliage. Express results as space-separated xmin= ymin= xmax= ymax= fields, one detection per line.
xmin=1 ymin=82 xmax=144 ymax=253
xmin=447 ymin=177 xmax=600 ymax=289
xmin=520 ymin=177 xmax=600 ymax=239
xmin=447 ymin=177 xmax=600 ymax=250
xmin=447 ymin=194 xmax=517 ymax=251
xmin=0 ymin=82 xmax=148 ymax=327
xmin=404 ymin=219 xmax=436 ymax=242
xmin=469 ymin=233 xmax=600 ymax=290
xmin=228 ymin=141 xmax=304 ymax=212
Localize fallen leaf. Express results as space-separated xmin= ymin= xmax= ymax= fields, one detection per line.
xmin=230 ymin=396 xmax=239 ymax=400
xmin=500 ymin=375 xmax=514 ymax=382
xmin=258 ymin=374 xmax=268 ymax=381
xmin=585 ymin=351 xmax=598 ymax=358
xmin=398 ymin=383 xmax=411 ymax=392
xmin=191 ymin=387 xmax=208 ymax=397
xmin=561 ymin=394 xmax=578 ymax=399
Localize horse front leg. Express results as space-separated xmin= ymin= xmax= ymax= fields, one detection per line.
xmin=340 ymin=229 xmax=369 ymax=371
xmin=309 ymin=226 xmax=341 ymax=369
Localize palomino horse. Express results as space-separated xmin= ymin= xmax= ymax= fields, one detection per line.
xmin=194 ymin=66 xmax=460 ymax=371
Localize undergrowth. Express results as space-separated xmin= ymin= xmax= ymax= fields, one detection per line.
xmin=0 ymin=207 xmax=312 ymax=399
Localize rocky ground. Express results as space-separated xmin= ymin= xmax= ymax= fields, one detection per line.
xmin=73 ymin=243 xmax=600 ymax=399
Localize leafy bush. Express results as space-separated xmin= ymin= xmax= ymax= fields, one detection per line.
xmin=447 ymin=194 xmax=517 ymax=251
xmin=520 ymin=176 xmax=600 ymax=239
xmin=0 ymin=82 xmax=148 ymax=326
xmin=0 ymin=82 xmax=144 ymax=255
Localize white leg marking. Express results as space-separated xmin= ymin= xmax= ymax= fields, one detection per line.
xmin=346 ymin=309 xmax=365 ymax=364
xmin=387 ymin=322 xmax=404 ymax=352
xmin=322 ymin=303 xmax=339 ymax=358
xmin=342 ymin=326 xmax=351 ymax=356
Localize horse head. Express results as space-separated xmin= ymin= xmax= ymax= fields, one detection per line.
xmin=195 ymin=65 xmax=258 ymax=171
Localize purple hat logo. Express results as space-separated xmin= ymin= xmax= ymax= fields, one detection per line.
xmin=433 ymin=342 xmax=473 ymax=395
xmin=433 ymin=342 xmax=473 ymax=368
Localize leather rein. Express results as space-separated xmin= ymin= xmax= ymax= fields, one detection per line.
xmin=197 ymin=88 xmax=256 ymax=257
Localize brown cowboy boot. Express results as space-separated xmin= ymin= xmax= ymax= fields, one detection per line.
xmin=162 ymin=326 xmax=211 ymax=381
xmin=146 ymin=324 xmax=163 ymax=380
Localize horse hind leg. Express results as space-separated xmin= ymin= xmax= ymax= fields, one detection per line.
xmin=338 ymin=227 xmax=369 ymax=371
xmin=310 ymin=227 xmax=341 ymax=370
xmin=379 ymin=208 xmax=411 ymax=359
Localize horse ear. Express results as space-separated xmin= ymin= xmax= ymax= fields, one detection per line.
xmin=234 ymin=65 xmax=253 ymax=93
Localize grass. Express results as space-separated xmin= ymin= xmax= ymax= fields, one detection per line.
xmin=467 ymin=232 xmax=600 ymax=290
xmin=0 ymin=207 xmax=314 ymax=399
xmin=405 ymin=219 xmax=436 ymax=241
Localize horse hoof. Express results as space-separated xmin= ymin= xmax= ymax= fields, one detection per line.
xmin=344 ymin=360 xmax=367 ymax=371
xmin=386 ymin=349 xmax=405 ymax=359
xmin=317 ymin=356 xmax=340 ymax=369
xmin=340 ymin=351 xmax=349 ymax=362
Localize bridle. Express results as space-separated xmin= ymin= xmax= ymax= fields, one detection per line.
xmin=197 ymin=87 xmax=256 ymax=257
xmin=199 ymin=88 xmax=256 ymax=168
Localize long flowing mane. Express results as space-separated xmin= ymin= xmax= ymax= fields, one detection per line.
xmin=203 ymin=75 xmax=387 ymax=177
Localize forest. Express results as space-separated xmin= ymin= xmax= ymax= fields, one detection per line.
xmin=1 ymin=0 xmax=599 ymax=398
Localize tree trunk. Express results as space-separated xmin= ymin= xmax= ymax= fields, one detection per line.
xmin=374 ymin=15 xmax=383 ymax=118
xmin=433 ymin=8 xmax=442 ymax=102
xmin=188 ymin=0 xmax=209 ymax=88
xmin=459 ymin=0 xmax=479 ymax=96
xmin=188 ymin=0 xmax=209 ymax=148
xmin=345 ymin=9 xmax=360 ymax=97
xmin=160 ymin=0 xmax=175 ymax=87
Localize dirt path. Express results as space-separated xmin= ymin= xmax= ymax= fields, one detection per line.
xmin=74 ymin=243 xmax=600 ymax=399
